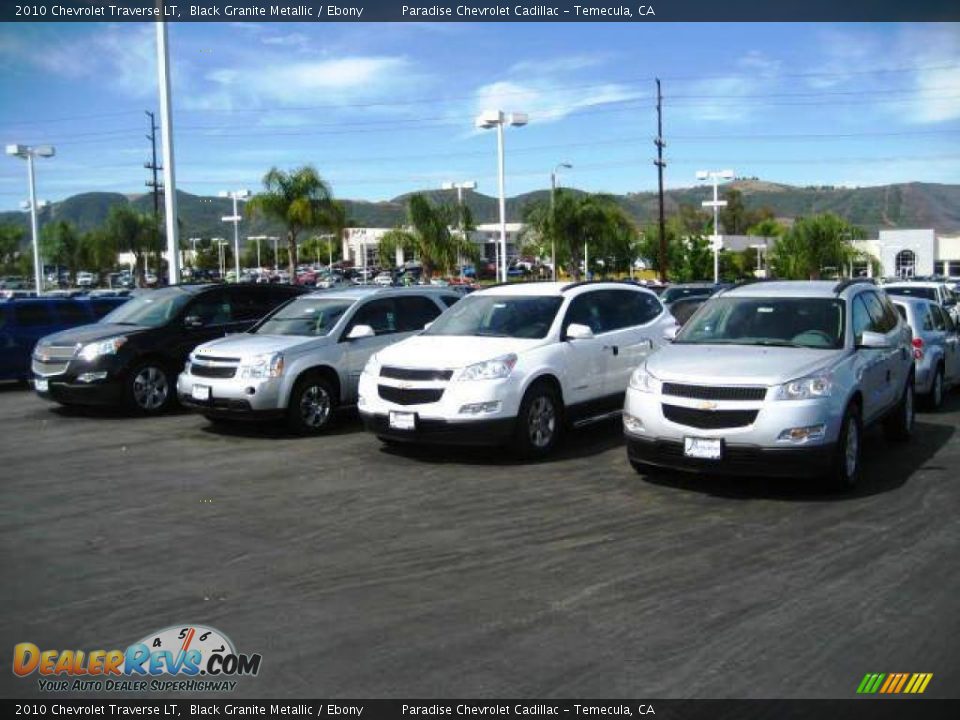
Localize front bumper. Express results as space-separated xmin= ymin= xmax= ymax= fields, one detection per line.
xmin=623 ymin=386 xmax=843 ymax=478
xmin=35 ymin=375 xmax=125 ymax=406
xmin=361 ymin=411 xmax=514 ymax=446
xmin=626 ymin=436 xmax=835 ymax=477
xmin=176 ymin=371 xmax=285 ymax=418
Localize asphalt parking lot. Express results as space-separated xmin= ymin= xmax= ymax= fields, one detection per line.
xmin=1 ymin=384 xmax=958 ymax=699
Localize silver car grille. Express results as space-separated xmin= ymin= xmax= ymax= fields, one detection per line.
xmin=32 ymin=345 xmax=76 ymax=376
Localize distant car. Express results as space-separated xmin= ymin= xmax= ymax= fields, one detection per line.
xmin=76 ymin=271 xmax=95 ymax=288
xmin=890 ymin=295 xmax=960 ymax=410
xmin=659 ymin=283 xmax=723 ymax=305
xmin=0 ymin=296 xmax=129 ymax=381
xmin=33 ymin=283 xmax=305 ymax=414
xmin=882 ymin=281 xmax=958 ymax=323
xmin=178 ymin=287 xmax=460 ymax=433
xmin=373 ymin=272 xmax=394 ymax=287
xmin=316 ymin=274 xmax=345 ymax=290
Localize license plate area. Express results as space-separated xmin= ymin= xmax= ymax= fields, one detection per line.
xmin=191 ymin=384 xmax=211 ymax=402
xmin=34 ymin=378 xmax=48 ymax=392
xmin=684 ymin=437 xmax=722 ymax=460
xmin=389 ymin=411 xmax=416 ymax=431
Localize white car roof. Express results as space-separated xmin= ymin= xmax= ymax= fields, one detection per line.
xmin=473 ymin=281 xmax=655 ymax=298
xmin=723 ymin=280 xmax=848 ymax=298
xmin=882 ymin=281 xmax=944 ymax=288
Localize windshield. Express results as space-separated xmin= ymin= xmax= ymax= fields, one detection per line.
xmin=676 ymin=296 xmax=846 ymax=349
xmin=661 ymin=286 xmax=714 ymax=304
xmin=99 ymin=288 xmax=192 ymax=328
xmin=884 ymin=286 xmax=937 ymax=301
xmin=424 ymin=294 xmax=563 ymax=339
xmin=253 ymin=297 xmax=354 ymax=337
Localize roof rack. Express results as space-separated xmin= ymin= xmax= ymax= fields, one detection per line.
xmin=832 ymin=278 xmax=875 ymax=294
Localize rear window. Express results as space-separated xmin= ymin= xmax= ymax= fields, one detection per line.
xmin=885 ymin=286 xmax=937 ymax=302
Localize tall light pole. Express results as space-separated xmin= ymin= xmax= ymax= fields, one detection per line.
xmin=155 ymin=11 xmax=180 ymax=285
xmin=442 ymin=180 xmax=477 ymax=282
xmin=550 ymin=163 xmax=572 ymax=281
xmin=476 ymin=110 xmax=527 ymax=282
xmin=697 ymin=169 xmax=734 ymax=284
xmin=219 ymin=189 xmax=249 ymax=282
xmin=6 ymin=144 xmax=54 ymax=296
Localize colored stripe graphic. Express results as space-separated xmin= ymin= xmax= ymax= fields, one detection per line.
xmin=857 ymin=673 xmax=932 ymax=694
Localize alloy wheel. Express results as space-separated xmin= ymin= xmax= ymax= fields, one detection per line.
xmin=300 ymin=384 xmax=331 ymax=428
xmin=844 ymin=419 xmax=859 ymax=480
xmin=527 ymin=396 xmax=556 ymax=449
xmin=133 ymin=366 xmax=168 ymax=411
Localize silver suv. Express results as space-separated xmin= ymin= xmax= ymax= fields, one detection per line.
xmin=176 ymin=287 xmax=459 ymax=433
xmin=623 ymin=281 xmax=915 ymax=488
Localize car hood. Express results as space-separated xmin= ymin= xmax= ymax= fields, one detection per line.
xmin=647 ymin=344 xmax=844 ymax=386
xmin=39 ymin=323 xmax=149 ymax=346
xmin=192 ymin=333 xmax=324 ymax=359
xmin=376 ymin=334 xmax=543 ymax=370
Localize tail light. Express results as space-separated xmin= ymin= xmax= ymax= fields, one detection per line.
xmin=912 ymin=337 xmax=924 ymax=360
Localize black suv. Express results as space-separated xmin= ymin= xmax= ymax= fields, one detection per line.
xmin=33 ymin=283 xmax=305 ymax=414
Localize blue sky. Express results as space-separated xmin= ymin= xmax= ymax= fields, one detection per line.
xmin=1 ymin=21 xmax=959 ymax=211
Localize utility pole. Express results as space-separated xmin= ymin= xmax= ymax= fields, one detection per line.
xmin=655 ymin=78 xmax=667 ymax=283
xmin=145 ymin=111 xmax=162 ymax=286
xmin=156 ymin=11 xmax=180 ymax=285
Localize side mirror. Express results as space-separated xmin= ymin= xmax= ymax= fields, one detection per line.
xmin=857 ymin=330 xmax=890 ymax=349
xmin=565 ymin=323 xmax=594 ymax=341
xmin=663 ymin=324 xmax=679 ymax=342
xmin=346 ymin=324 xmax=375 ymax=340
xmin=423 ymin=321 xmax=434 ymax=330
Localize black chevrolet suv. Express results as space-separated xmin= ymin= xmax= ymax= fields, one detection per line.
xmin=32 ymin=283 xmax=305 ymax=414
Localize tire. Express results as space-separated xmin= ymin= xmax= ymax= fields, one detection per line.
xmin=126 ymin=361 xmax=174 ymax=415
xmin=286 ymin=374 xmax=336 ymax=435
xmin=883 ymin=375 xmax=915 ymax=442
xmin=827 ymin=404 xmax=862 ymax=490
xmin=629 ymin=459 xmax=654 ymax=475
xmin=512 ymin=382 xmax=562 ymax=459
xmin=925 ymin=365 xmax=944 ymax=411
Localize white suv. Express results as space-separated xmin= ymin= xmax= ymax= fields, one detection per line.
xmin=358 ymin=281 xmax=676 ymax=456
xmin=177 ymin=287 xmax=460 ymax=433
xmin=623 ymin=280 xmax=915 ymax=488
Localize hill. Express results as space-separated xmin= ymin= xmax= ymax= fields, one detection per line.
xmin=2 ymin=181 xmax=959 ymax=249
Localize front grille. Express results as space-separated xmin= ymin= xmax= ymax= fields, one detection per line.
xmin=191 ymin=364 xmax=236 ymax=379
xmin=662 ymin=404 xmax=758 ymax=429
xmin=32 ymin=358 xmax=70 ymax=376
xmin=662 ymin=382 xmax=767 ymax=401
xmin=37 ymin=344 xmax=77 ymax=360
xmin=380 ymin=366 xmax=453 ymax=381
xmin=378 ymin=385 xmax=444 ymax=406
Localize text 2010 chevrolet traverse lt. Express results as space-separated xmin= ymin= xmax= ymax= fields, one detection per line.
xmin=358 ymin=281 xmax=677 ymax=457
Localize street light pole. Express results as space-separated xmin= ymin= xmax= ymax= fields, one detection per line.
xmin=6 ymin=144 xmax=54 ymax=296
xmin=476 ymin=110 xmax=527 ymax=282
xmin=697 ymin=169 xmax=734 ymax=284
xmin=155 ymin=12 xmax=180 ymax=285
xmin=220 ymin=189 xmax=249 ymax=282
xmin=550 ymin=163 xmax=572 ymax=282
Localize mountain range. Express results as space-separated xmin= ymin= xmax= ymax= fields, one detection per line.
xmin=2 ymin=181 xmax=959 ymax=248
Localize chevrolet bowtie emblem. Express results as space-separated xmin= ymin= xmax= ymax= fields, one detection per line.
xmin=697 ymin=401 xmax=719 ymax=411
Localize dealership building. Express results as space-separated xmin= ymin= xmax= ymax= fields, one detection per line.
xmin=342 ymin=223 xmax=525 ymax=268
xmin=853 ymin=229 xmax=960 ymax=278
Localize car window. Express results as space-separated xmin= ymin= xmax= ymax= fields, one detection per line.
xmin=943 ymin=308 xmax=957 ymax=333
xmin=884 ymin=286 xmax=937 ymax=302
xmin=920 ymin=307 xmax=934 ymax=332
xmin=851 ymin=296 xmax=874 ymax=343
xmin=56 ymin=301 xmax=91 ymax=325
xmin=394 ymin=295 xmax=443 ymax=332
xmin=12 ymin=303 xmax=56 ymax=326
xmin=350 ymin=298 xmax=398 ymax=335
xmin=861 ymin=292 xmax=895 ymax=334
xmin=255 ymin=297 xmax=353 ymax=337
xmin=230 ymin=287 xmax=276 ymax=322
xmin=878 ymin=294 xmax=902 ymax=333
xmin=187 ymin=292 xmax=233 ymax=326
xmin=930 ymin=304 xmax=947 ymax=332
xmin=619 ymin=290 xmax=663 ymax=328
xmin=440 ymin=294 xmax=460 ymax=308
xmin=563 ymin=291 xmax=608 ymax=334
xmin=424 ymin=294 xmax=562 ymax=339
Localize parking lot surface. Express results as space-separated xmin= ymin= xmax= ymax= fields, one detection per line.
xmin=1 ymin=385 xmax=958 ymax=699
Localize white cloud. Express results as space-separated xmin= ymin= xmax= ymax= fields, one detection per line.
xmin=508 ymin=53 xmax=612 ymax=76
xmin=676 ymin=50 xmax=782 ymax=123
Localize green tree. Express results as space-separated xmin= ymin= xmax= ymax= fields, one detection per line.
xmin=246 ymin=166 xmax=337 ymax=282
xmin=769 ymin=213 xmax=859 ymax=280
xmin=379 ymin=193 xmax=478 ymax=278
xmin=106 ymin=205 xmax=152 ymax=286
xmin=40 ymin=220 xmax=83 ymax=283
xmin=746 ymin=217 xmax=786 ymax=239
xmin=0 ymin=224 xmax=24 ymax=273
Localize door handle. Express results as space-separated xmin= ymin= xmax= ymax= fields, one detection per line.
xmin=603 ymin=345 xmax=619 ymax=356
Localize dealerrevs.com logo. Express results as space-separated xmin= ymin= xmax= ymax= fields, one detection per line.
xmin=13 ymin=624 xmax=262 ymax=692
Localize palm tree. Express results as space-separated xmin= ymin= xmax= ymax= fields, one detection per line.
xmin=246 ymin=166 xmax=336 ymax=282
xmin=379 ymin=193 xmax=478 ymax=278
xmin=106 ymin=205 xmax=151 ymax=287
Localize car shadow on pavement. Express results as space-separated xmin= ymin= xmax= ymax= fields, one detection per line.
xmin=639 ymin=418 xmax=955 ymax=501
xmin=49 ymin=403 xmax=195 ymax=420
xmin=377 ymin=416 xmax=625 ymax=466
xmin=198 ymin=409 xmax=366 ymax=439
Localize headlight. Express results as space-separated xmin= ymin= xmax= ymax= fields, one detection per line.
xmin=629 ymin=363 xmax=659 ymax=393
xmin=238 ymin=352 xmax=284 ymax=379
xmin=774 ymin=372 xmax=833 ymax=400
xmin=78 ymin=336 xmax=126 ymax=362
xmin=362 ymin=353 xmax=380 ymax=377
xmin=456 ymin=354 xmax=517 ymax=381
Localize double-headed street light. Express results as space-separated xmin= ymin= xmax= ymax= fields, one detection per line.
xmin=442 ymin=180 xmax=477 ymax=281
xmin=550 ymin=163 xmax=572 ymax=281
xmin=476 ymin=110 xmax=527 ymax=282
xmin=6 ymin=144 xmax=55 ymax=295
xmin=696 ymin=169 xmax=734 ymax=284
xmin=219 ymin=189 xmax=250 ymax=282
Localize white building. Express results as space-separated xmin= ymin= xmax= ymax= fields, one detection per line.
xmin=853 ymin=229 xmax=960 ymax=278
xmin=341 ymin=223 xmax=525 ymax=268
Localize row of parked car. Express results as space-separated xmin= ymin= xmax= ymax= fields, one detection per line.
xmin=24 ymin=277 xmax=960 ymax=489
